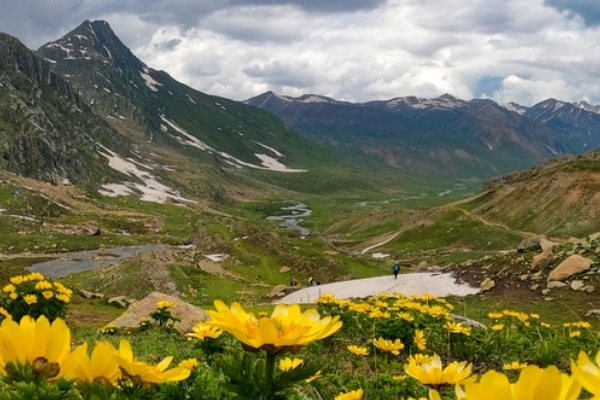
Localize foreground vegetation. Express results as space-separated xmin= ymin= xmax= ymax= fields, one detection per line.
xmin=2 ymin=271 xmax=600 ymax=399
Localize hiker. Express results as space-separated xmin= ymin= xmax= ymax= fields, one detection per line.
xmin=392 ymin=263 xmax=400 ymax=280
xmin=308 ymin=276 xmax=315 ymax=286
xmin=290 ymin=277 xmax=298 ymax=286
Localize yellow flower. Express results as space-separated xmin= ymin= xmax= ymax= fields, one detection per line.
xmin=279 ymin=357 xmax=303 ymax=372
xmin=9 ymin=276 xmax=24 ymax=285
xmin=335 ymin=388 xmax=363 ymax=400
xmin=491 ymin=324 xmax=504 ymax=331
xmin=405 ymin=353 xmax=473 ymax=389
xmin=316 ymin=293 xmax=337 ymax=303
xmin=398 ymin=312 xmax=415 ymax=322
xmin=373 ymin=337 xmax=404 ymax=355
xmin=112 ymin=339 xmax=190 ymax=388
xmin=24 ymin=294 xmax=37 ymax=305
xmin=503 ymin=361 xmax=528 ymax=370
xmin=487 ymin=312 xmax=503 ymax=319
xmin=42 ymin=291 xmax=54 ymax=300
xmin=409 ymin=353 xmax=433 ymax=364
xmin=156 ymin=300 xmax=174 ymax=309
xmin=570 ymin=350 xmax=600 ymax=397
xmin=178 ymin=358 xmax=198 ymax=370
xmin=409 ymin=389 xmax=442 ymax=400
xmin=2 ymin=284 xmax=15 ymax=293
xmin=347 ymin=345 xmax=369 ymax=356
xmin=0 ymin=308 xmax=10 ymax=320
xmin=186 ymin=322 xmax=223 ymax=340
xmin=26 ymin=273 xmax=45 ymax=281
xmin=541 ymin=322 xmax=551 ymax=328
xmin=461 ymin=365 xmax=580 ymax=400
xmin=414 ymin=330 xmax=427 ymax=350
xmin=8 ymin=293 xmax=17 ymax=300
xmin=570 ymin=330 xmax=581 ymax=338
xmin=206 ymin=300 xmax=342 ymax=354
xmin=0 ymin=316 xmax=71 ymax=378
xmin=445 ymin=321 xmax=471 ymax=336
xmin=35 ymin=281 xmax=53 ymax=290
xmin=60 ymin=342 xmax=121 ymax=385
xmin=56 ymin=294 xmax=70 ymax=303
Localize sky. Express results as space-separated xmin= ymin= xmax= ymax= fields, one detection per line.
xmin=2 ymin=0 xmax=600 ymax=106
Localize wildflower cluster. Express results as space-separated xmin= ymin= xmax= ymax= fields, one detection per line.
xmin=0 ymin=315 xmax=193 ymax=398
xmin=0 ymin=272 xmax=71 ymax=321
xmin=311 ymin=292 xmax=600 ymax=399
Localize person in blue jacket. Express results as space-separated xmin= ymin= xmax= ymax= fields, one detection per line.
xmin=392 ymin=263 xmax=400 ymax=279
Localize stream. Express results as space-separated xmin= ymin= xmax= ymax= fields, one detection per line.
xmin=27 ymin=244 xmax=169 ymax=278
xmin=265 ymin=203 xmax=312 ymax=237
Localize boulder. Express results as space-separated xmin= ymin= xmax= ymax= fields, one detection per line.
xmin=269 ymin=284 xmax=287 ymax=298
xmin=570 ymin=280 xmax=585 ymax=291
xmin=279 ymin=266 xmax=291 ymax=273
xmin=106 ymin=291 xmax=208 ymax=332
xmin=547 ymin=255 xmax=594 ymax=281
xmin=517 ymin=235 xmax=547 ymax=253
xmin=480 ymin=278 xmax=495 ymax=292
xmin=532 ymin=248 xmax=554 ymax=270
xmin=585 ymin=309 xmax=600 ymax=316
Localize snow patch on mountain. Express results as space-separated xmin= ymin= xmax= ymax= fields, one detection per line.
xmin=159 ymin=115 xmax=307 ymax=173
xmin=254 ymin=141 xmax=284 ymax=157
xmin=140 ymin=68 xmax=162 ymax=92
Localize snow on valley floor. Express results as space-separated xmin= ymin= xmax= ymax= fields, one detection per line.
xmin=275 ymin=272 xmax=480 ymax=304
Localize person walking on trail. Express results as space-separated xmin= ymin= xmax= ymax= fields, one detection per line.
xmin=392 ymin=263 xmax=400 ymax=280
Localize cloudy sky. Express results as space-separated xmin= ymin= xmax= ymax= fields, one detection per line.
xmin=2 ymin=0 xmax=600 ymax=106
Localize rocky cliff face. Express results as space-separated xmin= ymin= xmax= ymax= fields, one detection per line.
xmin=0 ymin=32 xmax=126 ymax=186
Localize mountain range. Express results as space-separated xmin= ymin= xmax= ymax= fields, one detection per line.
xmin=245 ymin=92 xmax=600 ymax=180
xmin=1 ymin=18 xmax=600 ymax=207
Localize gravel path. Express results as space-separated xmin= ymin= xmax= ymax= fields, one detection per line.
xmin=275 ymin=272 xmax=479 ymax=304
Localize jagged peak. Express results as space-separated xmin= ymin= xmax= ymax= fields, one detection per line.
xmin=38 ymin=19 xmax=146 ymax=70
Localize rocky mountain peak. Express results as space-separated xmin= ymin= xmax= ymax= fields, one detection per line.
xmin=39 ymin=19 xmax=145 ymax=72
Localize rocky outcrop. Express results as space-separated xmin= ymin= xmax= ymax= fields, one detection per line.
xmin=106 ymin=291 xmax=208 ymax=332
xmin=547 ymin=255 xmax=594 ymax=281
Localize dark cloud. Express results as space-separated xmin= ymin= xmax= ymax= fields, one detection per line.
xmin=154 ymin=38 xmax=182 ymax=51
xmin=243 ymin=60 xmax=317 ymax=89
xmin=232 ymin=0 xmax=388 ymax=13
xmin=545 ymin=0 xmax=600 ymax=26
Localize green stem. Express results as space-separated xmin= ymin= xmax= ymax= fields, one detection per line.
xmin=265 ymin=352 xmax=276 ymax=392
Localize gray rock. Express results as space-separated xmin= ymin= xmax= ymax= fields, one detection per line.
xmin=451 ymin=314 xmax=486 ymax=329
xmin=585 ymin=309 xmax=600 ymax=316
xmin=517 ymin=235 xmax=547 ymax=253
xmin=108 ymin=295 xmax=128 ymax=309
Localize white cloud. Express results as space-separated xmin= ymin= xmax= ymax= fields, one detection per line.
xmin=2 ymin=0 xmax=600 ymax=106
